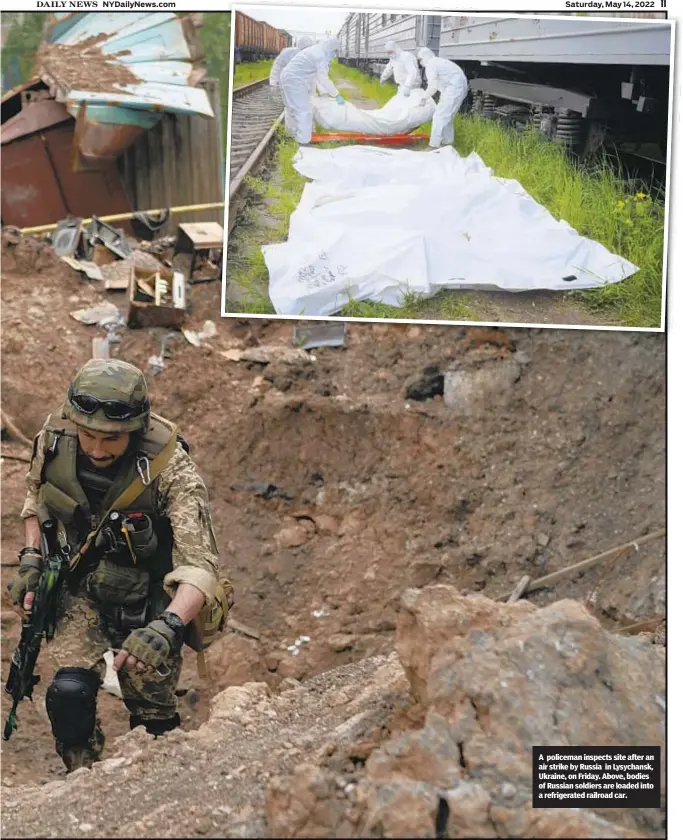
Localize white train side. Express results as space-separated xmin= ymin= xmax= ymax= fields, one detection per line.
xmin=338 ymin=12 xmax=671 ymax=159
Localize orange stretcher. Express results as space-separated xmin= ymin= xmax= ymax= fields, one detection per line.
xmin=310 ymin=132 xmax=430 ymax=145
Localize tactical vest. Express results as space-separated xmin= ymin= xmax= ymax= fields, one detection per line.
xmin=38 ymin=409 xmax=177 ymax=586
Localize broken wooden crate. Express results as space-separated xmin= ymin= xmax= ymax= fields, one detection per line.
xmin=127 ymin=266 xmax=186 ymax=329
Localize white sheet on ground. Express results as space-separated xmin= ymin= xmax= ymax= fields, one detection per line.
xmin=311 ymin=90 xmax=435 ymax=135
xmin=262 ymin=146 xmax=639 ymax=317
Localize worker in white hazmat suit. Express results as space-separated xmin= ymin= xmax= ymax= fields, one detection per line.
xmin=417 ymin=47 xmax=468 ymax=148
xmin=279 ymin=37 xmax=344 ymax=145
xmin=380 ymin=40 xmax=420 ymax=97
xmin=269 ymin=36 xmax=314 ymax=89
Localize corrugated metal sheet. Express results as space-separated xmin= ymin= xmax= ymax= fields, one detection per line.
xmin=38 ymin=11 xmax=214 ymax=145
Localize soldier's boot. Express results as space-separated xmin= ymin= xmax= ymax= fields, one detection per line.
xmin=46 ymin=667 xmax=103 ymax=773
xmin=129 ymin=712 xmax=180 ymax=739
xmin=56 ymin=720 xmax=105 ymax=772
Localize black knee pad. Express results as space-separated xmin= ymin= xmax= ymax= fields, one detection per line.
xmin=129 ymin=713 xmax=180 ymax=737
xmin=46 ymin=667 xmax=100 ymax=748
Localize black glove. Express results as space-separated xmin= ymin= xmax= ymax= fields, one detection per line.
xmin=7 ymin=548 xmax=43 ymax=607
xmin=121 ymin=611 xmax=184 ymax=669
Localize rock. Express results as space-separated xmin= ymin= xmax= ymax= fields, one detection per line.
xmin=443 ymin=357 xmax=521 ymax=415
xmin=396 ymin=585 xmax=535 ymax=704
xmin=359 ymin=780 xmax=441 ymax=837
xmin=536 ymin=532 xmax=550 ymax=547
xmin=234 ymin=345 xmax=313 ymax=366
xmin=267 ymin=765 xmax=356 ymax=838
xmin=278 ymin=656 xmax=308 ymax=681
xmin=209 ymin=682 xmax=270 ymax=723
xmin=313 ymin=514 xmax=340 ymax=536
xmin=327 ymin=634 xmax=357 ymax=653
xmin=392 ymin=586 xmax=665 ymax=839
xmin=279 ymin=677 xmax=304 ymax=693
xmin=404 ymin=366 xmax=444 ymax=401
xmin=408 ymin=560 xmax=444 ymax=588
xmin=275 ymin=524 xmax=312 ymax=549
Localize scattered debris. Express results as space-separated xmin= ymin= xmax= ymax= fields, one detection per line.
xmin=507 ymin=574 xmax=531 ymax=604
xmin=139 ymin=235 xmax=176 ymax=255
xmin=174 ymin=222 xmax=224 ymax=283
xmin=102 ymin=260 xmax=134 ymax=292
xmin=286 ymin=635 xmax=311 ymax=656
xmin=128 ymin=267 xmax=186 ymax=329
xmin=70 ymin=300 xmax=125 ymax=330
xmin=61 ymin=256 xmax=103 ymax=281
xmin=226 ymin=619 xmax=262 ymax=640
xmin=91 ymin=337 xmax=110 ymax=360
xmin=182 ymin=320 xmax=217 ymax=347
xmin=312 ymin=608 xmax=330 ymax=619
xmin=83 ymin=217 xmax=132 ymax=260
xmin=230 ymin=481 xmax=293 ymax=502
xmin=221 ymin=345 xmax=314 ymax=366
xmin=293 ymin=322 xmax=347 ymax=350
xmin=148 ymin=332 xmax=181 ymax=375
xmin=52 ymin=218 xmax=83 ymax=257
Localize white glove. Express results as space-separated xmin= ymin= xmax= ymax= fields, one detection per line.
xmin=400 ymin=86 xmax=410 ymax=97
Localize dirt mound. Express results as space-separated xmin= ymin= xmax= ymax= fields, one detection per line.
xmin=268 ymin=586 xmax=665 ymax=839
xmin=0 ymin=587 xmax=664 ymax=838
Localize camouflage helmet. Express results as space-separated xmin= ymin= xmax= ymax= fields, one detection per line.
xmin=63 ymin=359 xmax=151 ymax=434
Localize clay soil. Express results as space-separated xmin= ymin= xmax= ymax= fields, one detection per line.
xmin=0 ymin=232 xmax=665 ymax=789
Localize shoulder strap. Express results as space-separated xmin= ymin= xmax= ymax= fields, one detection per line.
xmin=69 ymin=425 xmax=178 ymax=572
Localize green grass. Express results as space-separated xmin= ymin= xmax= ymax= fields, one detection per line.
xmin=330 ymin=61 xmax=396 ymax=106
xmin=233 ymin=60 xmax=274 ymax=88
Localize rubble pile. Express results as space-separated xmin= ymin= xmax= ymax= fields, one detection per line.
xmin=0 ymin=587 xmax=665 ymax=838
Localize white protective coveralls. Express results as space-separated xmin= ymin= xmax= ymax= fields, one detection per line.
xmin=417 ymin=48 xmax=468 ymax=148
xmin=279 ymin=37 xmax=342 ymax=145
xmin=380 ymin=40 xmax=420 ymax=97
xmin=269 ymin=36 xmax=314 ymax=88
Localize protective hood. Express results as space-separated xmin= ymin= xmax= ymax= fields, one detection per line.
xmin=417 ymin=47 xmax=436 ymax=67
xmin=386 ymin=39 xmax=401 ymax=56
xmin=323 ymin=37 xmax=340 ymax=59
xmin=298 ymin=35 xmax=314 ymax=49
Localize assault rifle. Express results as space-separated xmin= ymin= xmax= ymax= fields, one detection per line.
xmin=3 ymin=517 xmax=70 ymax=741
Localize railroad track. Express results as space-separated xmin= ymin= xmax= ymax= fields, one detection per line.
xmin=228 ymin=77 xmax=285 ymax=233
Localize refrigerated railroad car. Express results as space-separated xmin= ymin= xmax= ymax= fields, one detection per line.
xmin=338 ymin=13 xmax=440 ymax=75
xmin=439 ymin=13 xmax=671 ymax=157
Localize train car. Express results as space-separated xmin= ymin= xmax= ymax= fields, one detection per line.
xmin=338 ymin=13 xmax=440 ymax=76
xmin=234 ymin=10 xmax=291 ymax=62
xmin=438 ymin=13 xmax=671 ymax=158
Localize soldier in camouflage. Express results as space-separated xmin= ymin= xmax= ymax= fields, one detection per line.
xmin=7 ymin=359 xmax=230 ymax=772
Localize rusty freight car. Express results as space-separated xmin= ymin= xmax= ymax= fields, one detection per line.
xmin=234 ymin=10 xmax=291 ymax=62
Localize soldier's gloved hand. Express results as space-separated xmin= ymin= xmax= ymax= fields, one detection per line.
xmin=119 ymin=612 xmax=184 ymax=672
xmin=7 ymin=548 xmax=43 ymax=614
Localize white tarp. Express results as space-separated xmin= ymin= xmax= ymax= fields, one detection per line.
xmin=311 ymin=90 xmax=435 ymax=135
xmin=263 ymin=145 xmax=639 ymax=317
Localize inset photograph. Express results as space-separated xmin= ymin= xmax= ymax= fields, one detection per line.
xmin=224 ymin=8 xmax=673 ymax=329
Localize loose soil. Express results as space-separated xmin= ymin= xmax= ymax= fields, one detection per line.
xmin=1 ymin=230 xmax=665 ymax=795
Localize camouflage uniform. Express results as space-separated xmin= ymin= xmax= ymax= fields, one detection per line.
xmin=15 ymin=360 xmax=220 ymax=769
